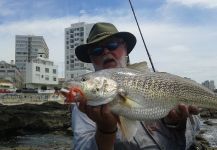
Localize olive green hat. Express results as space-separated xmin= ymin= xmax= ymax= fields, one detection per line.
xmin=75 ymin=22 xmax=137 ymax=63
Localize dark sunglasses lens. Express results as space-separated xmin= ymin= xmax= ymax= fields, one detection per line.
xmin=91 ymin=47 xmax=104 ymax=56
xmin=107 ymin=42 xmax=119 ymax=51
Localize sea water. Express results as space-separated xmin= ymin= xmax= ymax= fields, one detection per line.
xmin=0 ymin=119 xmax=216 ymax=149
xmin=0 ymin=133 xmax=72 ymax=150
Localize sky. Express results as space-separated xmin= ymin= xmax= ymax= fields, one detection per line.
xmin=0 ymin=0 xmax=217 ymax=86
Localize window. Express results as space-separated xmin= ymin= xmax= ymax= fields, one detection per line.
xmin=45 ymin=76 xmax=49 ymax=80
xmin=53 ymin=69 xmax=56 ymax=74
xmin=36 ymin=66 xmax=40 ymax=72
xmin=70 ymin=64 xmax=74 ymax=69
xmin=53 ymin=77 xmax=56 ymax=81
xmin=45 ymin=68 xmax=49 ymax=73
xmin=80 ymin=63 xmax=84 ymax=67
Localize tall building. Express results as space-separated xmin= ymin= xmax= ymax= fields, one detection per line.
xmin=202 ymin=80 xmax=216 ymax=91
xmin=15 ymin=35 xmax=58 ymax=89
xmin=65 ymin=22 xmax=94 ymax=80
xmin=15 ymin=35 xmax=49 ymax=80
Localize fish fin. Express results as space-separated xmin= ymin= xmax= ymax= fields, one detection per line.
xmin=118 ymin=116 xmax=139 ymax=141
xmin=127 ymin=61 xmax=150 ymax=73
xmin=112 ymin=95 xmax=173 ymax=120
xmin=118 ymin=94 xmax=142 ymax=108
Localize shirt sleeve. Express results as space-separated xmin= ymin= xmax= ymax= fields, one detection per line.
xmin=71 ymin=105 xmax=98 ymax=150
xmin=185 ymin=115 xmax=201 ymax=149
xmin=160 ymin=115 xmax=201 ymax=150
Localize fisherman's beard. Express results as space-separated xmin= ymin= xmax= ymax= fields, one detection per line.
xmin=93 ymin=55 xmax=128 ymax=71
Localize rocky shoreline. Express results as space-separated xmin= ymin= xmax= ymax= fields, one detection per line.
xmin=195 ymin=108 xmax=217 ymax=149
xmin=0 ymin=103 xmax=217 ymax=149
xmin=0 ymin=102 xmax=72 ymax=139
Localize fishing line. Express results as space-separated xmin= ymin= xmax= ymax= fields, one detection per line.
xmin=128 ymin=0 xmax=156 ymax=72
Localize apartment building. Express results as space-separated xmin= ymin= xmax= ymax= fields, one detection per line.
xmin=15 ymin=35 xmax=49 ymax=80
xmin=15 ymin=35 xmax=58 ymax=89
xmin=25 ymin=57 xmax=58 ymax=89
xmin=202 ymin=80 xmax=216 ymax=91
xmin=65 ymin=22 xmax=94 ymax=80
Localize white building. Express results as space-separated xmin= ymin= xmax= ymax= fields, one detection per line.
xmin=25 ymin=57 xmax=58 ymax=89
xmin=15 ymin=35 xmax=49 ymax=81
xmin=65 ymin=22 xmax=94 ymax=80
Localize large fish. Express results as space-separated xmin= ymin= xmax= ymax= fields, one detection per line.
xmin=62 ymin=62 xmax=217 ymax=140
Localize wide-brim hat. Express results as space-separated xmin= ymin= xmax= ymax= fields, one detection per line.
xmin=75 ymin=22 xmax=137 ymax=63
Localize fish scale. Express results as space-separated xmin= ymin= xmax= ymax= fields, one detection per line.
xmin=108 ymin=72 xmax=177 ymax=120
xmin=65 ymin=67 xmax=217 ymax=121
xmin=62 ymin=63 xmax=217 ymax=141
xmin=109 ymin=68 xmax=217 ymax=120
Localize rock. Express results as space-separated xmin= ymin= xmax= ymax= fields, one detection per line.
xmin=200 ymin=108 xmax=217 ymax=118
xmin=203 ymin=120 xmax=215 ymax=126
xmin=0 ymin=102 xmax=73 ymax=138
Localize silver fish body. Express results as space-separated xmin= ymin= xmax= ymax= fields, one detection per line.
xmin=66 ymin=68 xmax=217 ymax=121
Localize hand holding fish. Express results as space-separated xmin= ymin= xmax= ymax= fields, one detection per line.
xmin=79 ymin=101 xmax=118 ymax=133
xmin=164 ymin=104 xmax=199 ymax=127
xmin=61 ymin=87 xmax=118 ymax=133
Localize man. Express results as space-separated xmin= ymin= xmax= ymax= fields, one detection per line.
xmin=71 ymin=22 xmax=201 ymax=150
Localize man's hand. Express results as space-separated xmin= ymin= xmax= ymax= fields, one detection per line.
xmin=164 ymin=103 xmax=199 ymax=126
xmin=79 ymin=101 xmax=118 ymax=132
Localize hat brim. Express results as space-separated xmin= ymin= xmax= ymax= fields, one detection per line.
xmin=75 ymin=32 xmax=136 ymax=63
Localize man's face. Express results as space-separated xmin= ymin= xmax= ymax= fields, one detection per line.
xmin=88 ymin=38 xmax=127 ymax=70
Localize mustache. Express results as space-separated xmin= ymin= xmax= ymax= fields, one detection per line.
xmin=103 ymin=57 xmax=115 ymax=64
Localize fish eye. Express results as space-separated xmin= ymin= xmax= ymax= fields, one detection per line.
xmin=81 ymin=77 xmax=86 ymax=82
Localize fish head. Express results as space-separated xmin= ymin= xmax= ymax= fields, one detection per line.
xmin=63 ymin=69 xmax=118 ymax=105
xmin=81 ymin=76 xmax=118 ymax=105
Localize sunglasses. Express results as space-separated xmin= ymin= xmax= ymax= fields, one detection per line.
xmin=89 ymin=41 xmax=123 ymax=56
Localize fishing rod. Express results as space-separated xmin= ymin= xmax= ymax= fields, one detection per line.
xmin=128 ymin=0 xmax=156 ymax=72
